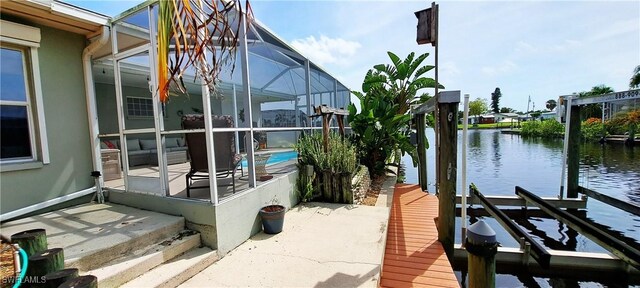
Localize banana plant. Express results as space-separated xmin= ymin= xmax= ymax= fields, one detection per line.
xmin=157 ymin=0 xmax=252 ymax=103
xmin=348 ymin=89 xmax=416 ymax=176
xmin=362 ymin=51 xmax=443 ymax=115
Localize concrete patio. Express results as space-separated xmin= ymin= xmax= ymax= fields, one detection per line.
xmin=179 ymin=202 xmax=390 ymax=288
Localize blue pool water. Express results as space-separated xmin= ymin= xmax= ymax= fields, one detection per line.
xmin=241 ymin=150 xmax=298 ymax=167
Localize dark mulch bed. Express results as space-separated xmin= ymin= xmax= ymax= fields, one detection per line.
xmin=362 ymin=175 xmax=387 ymax=206
xmin=1 ymin=242 xmax=15 ymax=287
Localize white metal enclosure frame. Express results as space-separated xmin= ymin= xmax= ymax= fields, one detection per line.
xmin=101 ymin=1 xmax=351 ymax=205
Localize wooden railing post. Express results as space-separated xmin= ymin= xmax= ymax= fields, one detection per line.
xmin=336 ymin=115 xmax=345 ymax=139
xmin=567 ymin=105 xmax=581 ymax=198
xmin=436 ymin=91 xmax=460 ymax=258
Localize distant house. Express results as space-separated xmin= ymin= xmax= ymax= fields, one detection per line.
xmin=468 ymin=114 xmax=495 ymax=124
xmin=518 ymin=114 xmax=534 ymax=121
xmin=495 ymin=113 xmax=519 ymax=122
xmin=467 ymin=112 xmax=519 ymax=124
xmin=540 ymin=111 xmax=557 ymax=120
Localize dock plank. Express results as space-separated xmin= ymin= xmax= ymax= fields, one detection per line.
xmin=380 ymin=184 xmax=460 ymax=288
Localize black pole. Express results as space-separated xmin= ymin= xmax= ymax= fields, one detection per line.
xmin=416 ymin=113 xmax=428 ymax=191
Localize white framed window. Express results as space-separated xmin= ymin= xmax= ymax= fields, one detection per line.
xmin=126 ymin=96 xmax=165 ymax=118
xmin=0 ymin=20 xmax=48 ymax=166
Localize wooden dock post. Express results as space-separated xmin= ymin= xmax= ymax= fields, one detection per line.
xmin=567 ymin=105 xmax=581 ymax=198
xmin=59 ymin=275 xmax=97 ymax=288
xmin=11 ymin=229 xmax=47 ymax=258
xmin=436 ymin=91 xmax=460 ymax=258
xmin=43 ymin=268 xmax=79 ymax=288
xmin=27 ymin=248 xmax=64 ymax=278
xmin=416 ymin=113 xmax=428 ymax=191
xmin=466 ymin=220 xmax=498 ymax=288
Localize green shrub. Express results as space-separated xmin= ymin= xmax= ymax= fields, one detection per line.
xmin=295 ymin=132 xmax=358 ymax=202
xmin=605 ymin=109 xmax=640 ymax=136
xmin=295 ymin=166 xmax=314 ymax=202
xmin=605 ymin=112 xmax=629 ymax=135
xmin=520 ymin=121 xmax=542 ymax=137
xmin=295 ymin=132 xmax=357 ymax=174
xmin=295 ymin=132 xmax=326 ymax=169
xmin=540 ymin=119 xmax=564 ymax=137
xmin=582 ymin=118 xmax=606 ymax=141
xmin=520 ymin=119 xmax=564 ymax=138
xmin=324 ymin=132 xmax=358 ymax=174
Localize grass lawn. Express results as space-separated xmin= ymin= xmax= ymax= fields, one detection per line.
xmin=457 ymin=122 xmax=518 ymax=129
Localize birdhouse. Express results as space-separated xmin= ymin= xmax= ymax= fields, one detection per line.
xmin=415 ymin=2 xmax=438 ymax=46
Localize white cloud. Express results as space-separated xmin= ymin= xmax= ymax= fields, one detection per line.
xmin=550 ymin=39 xmax=581 ymax=52
xmin=588 ymin=18 xmax=640 ymax=43
xmin=481 ymin=60 xmax=517 ymax=76
xmin=441 ymin=61 xmax=461 ymax=77
xmin=515 ymin=41 xmax=538 ymax=54
xmin=291 ymin=35 xmax=362 ymax=66
xmin=515 ymin=39 xmax=581 ymax=55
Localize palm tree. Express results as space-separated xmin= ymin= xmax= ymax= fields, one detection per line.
xmin=362 ymin=52 xmax=444 ymax=115
xmin=157 ymin=0 xmax=252 ymax=103
xmin=588 ymin=84 xmax=614 ymax=96
xmin=630 ymin=65 xmax=640 ymax=89
xmin=545 ymin=99 xmax=557 ymax=111
xmin=577 ymin=85 xmax=614 ymax=120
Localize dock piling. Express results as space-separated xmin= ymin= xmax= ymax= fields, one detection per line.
xmin=466 ymin=220 xmax=498 ymax=288
xmin=437 ymin=91 xmax=459 ymax=258
xmin=567 ymin=105 xmax=581 ymax=198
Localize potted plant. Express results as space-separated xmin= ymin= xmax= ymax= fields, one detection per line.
xmin=259 ymin=199 xmax=285 ymax=234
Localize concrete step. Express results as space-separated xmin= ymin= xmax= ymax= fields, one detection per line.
xmin=86 ymin=230 xmax=201 ymax=288
xmin=121 ymin=247 xmax=219 ymax=288
xmin=1 ymin=203 xmax=186 ymax=272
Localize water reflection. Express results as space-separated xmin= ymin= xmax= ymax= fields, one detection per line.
xmin=403 ymin=129 xmax=640 ymax=287
xmin=581 ymin=143 xmax=640 ymax=205
xmin=513 ymin=216 xmax=578 ymax=251
xmin=468 ymin=130 xmax=484 ymax=161
xmin=491 ymin=130 xmax=502 ymax=178
xmin=403 ymin=128 xmax=639 ymax=251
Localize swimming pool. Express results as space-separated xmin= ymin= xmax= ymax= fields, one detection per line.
xmin=241 ymin=150 xmax=298 ymax=168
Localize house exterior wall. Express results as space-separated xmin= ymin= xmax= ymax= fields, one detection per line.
xmin=479 ymin=117 xmax=495 ymax=124
xmin=0 ymin=22 xmax=94 ymax=214
xmin=95 ymin=82 xmax=220 ymax=134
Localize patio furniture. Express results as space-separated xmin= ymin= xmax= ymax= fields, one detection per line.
xmin=181 ymin=114 xmax=243 ymax=197
xmin=254 ymin=154 xmax=271 ymax=179
xmin=100 ymin=138 xmax=188 ymax=166
xmin=101 ymin=149 xmax=121 ymax=181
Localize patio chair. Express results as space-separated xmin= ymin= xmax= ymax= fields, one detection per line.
xmin=181 ymin=114 xmax=243 ymax=197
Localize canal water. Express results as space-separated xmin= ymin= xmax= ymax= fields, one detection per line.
xmin=401 ymin=129 xmax=639 ymax=287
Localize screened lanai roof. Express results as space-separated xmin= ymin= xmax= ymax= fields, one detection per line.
xmin=91 ymin=0 xmax=350 ymax=99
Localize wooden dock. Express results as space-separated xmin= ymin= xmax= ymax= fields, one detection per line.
xmin=380 ymin=184 xmax=460 ymax=288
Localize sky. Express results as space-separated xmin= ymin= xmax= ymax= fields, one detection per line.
xmin=69 ymin=0 xmax=640 ymax=113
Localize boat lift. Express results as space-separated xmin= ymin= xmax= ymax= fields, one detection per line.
xmin=412 ymin=89 xmax=640 ymax=284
